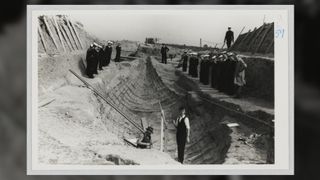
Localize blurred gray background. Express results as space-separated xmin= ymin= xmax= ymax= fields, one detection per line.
xmin=1 ymin=0 xmax=319 ymax=179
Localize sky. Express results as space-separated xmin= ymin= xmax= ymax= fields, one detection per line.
xmin=69 ymin=10 xmax=279 ymax=47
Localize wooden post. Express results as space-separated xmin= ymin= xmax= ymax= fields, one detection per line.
xmin=59 ymin=23 xmax=75 ymax=51
xmin=58 ymin=23 xmax=72 ymax=51
xmin=64 ymin=16 xmax=80 ymax=50
xmin=231 ymin=26 xmax=245 ymax=50
xmin=246 ymin=24 xmax=265 ymax=52
xmin=67 ymin=18 xmax=82 ymax=49
xmin=160 ymin=110 xmax=164 ymax=152
xmin=159 ymin=101 xmax=165 ymax=152
xmin=53 ymin=16 xmax=66 ymax=52
xmin=238 ymin=30 xmax=251 ymax=51
xmin=38 ymin=25 xmax=47 ymax=53
xmin=43 ymin=16 xmax=59 ymax=50
xmin=265 ymin=38 xmax=274 ymax=54
xmin=254 ymin=23 xmax=273 ymax=54
xmin=69 ymin=19 xmax=84 ymax=49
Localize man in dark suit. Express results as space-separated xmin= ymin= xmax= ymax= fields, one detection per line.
xmin=98 ymin=45 xmax=104 ymax=70
xmin=115 ymin=43 xmax=121 ymax=62
xmin=173 ymin=107 xmax=190 ymax=164
xmin=224 ymin=27 xmax=234 ymax=49
xmin=104 ymin=41 xmax=113 ymax=66
xmin=182 ymin=51 xmax=188 ymax=72
xmin=161 ymin=44 xmax=169 ymax=64
xmin=86 ymin=44 xmax=97 ymax=78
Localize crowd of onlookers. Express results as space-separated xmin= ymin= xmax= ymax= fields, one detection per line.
xmin=85 ymin=40 xmax=247 ymax=98
xmin=179 ymin=50 xmax=247 ymax=98
xmin=85 ymin=41 xmax=121 ymax=78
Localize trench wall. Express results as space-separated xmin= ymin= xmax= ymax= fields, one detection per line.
xmin=91 ymin=57 xmax=181 ymax=140
xmin=175 ymin=71 xmax=274 ymax=163
xmin=242 ymin=56 xmax=274 ymax=103
xmin=184 ymin=94 xmax=232 ymax=164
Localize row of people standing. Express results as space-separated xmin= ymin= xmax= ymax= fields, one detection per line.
xmin=85 ymin=41 xmax=121 ymax=78
xmin=180 ymin=51 xmax=247 ymax=98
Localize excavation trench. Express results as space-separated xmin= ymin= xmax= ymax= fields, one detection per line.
xmin=73 ymin=56 xmax=233 ymax=164
xmin=38 ymin=52 xmax=273 ymax=165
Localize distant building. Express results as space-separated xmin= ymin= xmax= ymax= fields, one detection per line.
xmin=145 ymin=37 xmax=160 ymax=44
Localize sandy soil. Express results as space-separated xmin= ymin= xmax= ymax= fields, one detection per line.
xmin=37 ymin=38 xmax=273 ymax=166
xmin=38 ymin=57 xmax=181 ymax=165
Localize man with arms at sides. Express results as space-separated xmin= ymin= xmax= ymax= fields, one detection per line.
xmin=224 ymin=27 xmax=234 ymax=49
xmin=173 ymin=106 xmax=190 ymax=164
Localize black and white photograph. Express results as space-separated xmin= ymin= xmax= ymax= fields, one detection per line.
xmin=27 ymin=5 xmax=293 ymax=175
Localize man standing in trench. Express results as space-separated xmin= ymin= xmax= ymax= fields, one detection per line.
xmin=173 ymin=106 xmax=190 ymax=164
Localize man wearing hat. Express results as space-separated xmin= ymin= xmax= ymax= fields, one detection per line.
xmin=93 ymin=43 xmax=102 ymax=74
xmin=137 ymin=126 xmax=153 ymax=149
xmin=173 ymin=106 xmax=190 ymax=164
xmin=224 ymin=27 xmax=234 ymax=49
xmin=182 ymin=51 xmax=188 ymax=72
xmin=233 ymin=55 xmax=247 ymax=98
xmin=189 ymin=53 xmax=199 ymax=78
xmin=115 ymin=43 xmax=121 ymax=62
xmin=161 ymin=44 xmax=169 ymax=64
xmin=85 ymin=43 xmax=98 ymax=78
xmin=104 ymin=41 xmax=113 ymax=66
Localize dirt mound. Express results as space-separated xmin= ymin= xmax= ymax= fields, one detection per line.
xmin=38 ymin=57 xmax=181 ymax=165
xmin=241 ymin=56 xmax=274 ymax=103
xmin=231 ymin=23 xmax=274 ymax=57
xmin=38 ymin=15 xmax=97 ymax=55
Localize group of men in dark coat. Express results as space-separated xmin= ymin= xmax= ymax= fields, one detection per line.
xmin=210 ymin=53 xmax=239 ymax=95
xmin=180 ymin=51 xmax=247 ymax=98
xmin=199 ymin=55 xmax=211 ymax=85
xmin=188 ymin=53 xmax=199 ymax=78
xmin=85 ymin=41 xmax=122 ymax=78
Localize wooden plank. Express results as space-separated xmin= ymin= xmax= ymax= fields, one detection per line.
xmin=59 ymin=23 xmax=75 ymax=51
xmin=53 ymin=16 xmax=66 ymax=52
xmin=159 ymin=101 xmax=166 ymax=152
xmin=237 ymin=30 xmax=251 ymax=52
xmin=140 ymin=117 xmax=148 ymax=131
xmin=265 ymin=39 xmax=274 ymax=54
xmin=69 ymin=19 xmax=84 ymax=49
xmin=38 ymin=98 xmax=55 ymax=108
xmin=64 ymin=16 xmax=80 ymax=50
xmin=254 ymin=24 xmax=273 ymax=54
xmin=38 ymin=25 xmax=47 ymax=53
xmin=67 ymin=18 xmax=81 ymax=49
xmin=230 ymin=26 xmax=245 ymax=50
xmin=124 ymin=138 xmax=138 ymax=147
xmin=246 ymin=24 xmax=265 ymax=52
xmin=43 ymin=16 xmax=59 ymax=50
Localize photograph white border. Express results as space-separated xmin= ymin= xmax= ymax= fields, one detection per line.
xmin=27 ymin=5 xmax=294 ymax=175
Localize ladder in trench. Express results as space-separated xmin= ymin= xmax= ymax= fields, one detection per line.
xmin=69 ymin=69 xmax=145 ymax=134
xmin=69 ymin=69 xmax=169 ymax=152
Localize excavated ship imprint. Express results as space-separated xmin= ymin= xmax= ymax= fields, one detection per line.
xmin=39 ymin=49 xmax=271 ymax=165
xmin=88 ymin=56 xmax=232 ymax=164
